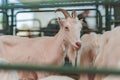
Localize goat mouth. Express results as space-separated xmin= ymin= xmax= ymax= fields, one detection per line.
xmin=75 ymin=43 xmax=81 ymax=50
xmin=72 ymin=45 xmax=81 ymax=51
xmin=75 ymin=46 xmax=80 ymax=50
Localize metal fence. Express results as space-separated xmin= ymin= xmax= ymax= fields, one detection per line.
xmin=0 ymin=0 xmax=120 ymax=35
xmin=0 ymin=63 xmax=120 ymax=75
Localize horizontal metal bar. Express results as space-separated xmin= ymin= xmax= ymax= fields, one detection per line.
xmin=0 ymin=2 xmax=120 ymax=9
xmin=0 ymin=63 xmax=120 ymax=75
xmin=0 ymin=3 xmax=93 ymax=9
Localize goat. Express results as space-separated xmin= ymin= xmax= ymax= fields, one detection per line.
xmin=0 ymin=9 xmax=82 ymax=80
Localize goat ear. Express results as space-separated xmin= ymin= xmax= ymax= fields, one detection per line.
xmin=58 ymin=17 xmax=64 ymax=27
xmin=71 ymin=10 xmax=77 ymax=18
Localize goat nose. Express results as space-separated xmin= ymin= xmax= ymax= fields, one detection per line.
xmin=76 ymin=42 xmax=81 ymax=49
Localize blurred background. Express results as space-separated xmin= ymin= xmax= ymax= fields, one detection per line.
xmin=0 ymin=0 xmax=119 ymax=37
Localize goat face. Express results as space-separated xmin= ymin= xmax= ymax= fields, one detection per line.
xmin=56 ymin=9 xmax=82 ymax=50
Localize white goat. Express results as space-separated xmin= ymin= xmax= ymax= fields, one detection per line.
xmin=78 ymin=33 xmax=100 ymax=80
xmin=0 ymin=9 xmax=82 ymax=80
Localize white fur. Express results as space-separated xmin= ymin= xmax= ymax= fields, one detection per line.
xmin=39 ymin=75 xmax=75 ymax=80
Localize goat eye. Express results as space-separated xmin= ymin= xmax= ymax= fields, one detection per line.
xmin=65 ymin=27 xmax=69 ymax=31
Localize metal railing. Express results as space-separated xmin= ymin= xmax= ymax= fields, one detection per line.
xmin=0 ymin=63 xmax=120 ymax=75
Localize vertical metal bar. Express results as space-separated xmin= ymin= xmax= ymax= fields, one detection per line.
xmin=98 ymin=10 xmax=102 ymax=33
xmin=96 ymin=9 xmax=103 ymax=33
xmin=114 ymin=3 xmax=120 ymax=27
xmin=105 ymin=6 xmax=111 ymax=31
xmin=95 ymin=0 xmax=103 ymax=33
xmin=95 ymin=2 xmax=99 ymax=29
xmin=10 ymin=8 xmax=14 ymax=35
xmin=2 ymin=0 xmax=8 ymax=33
